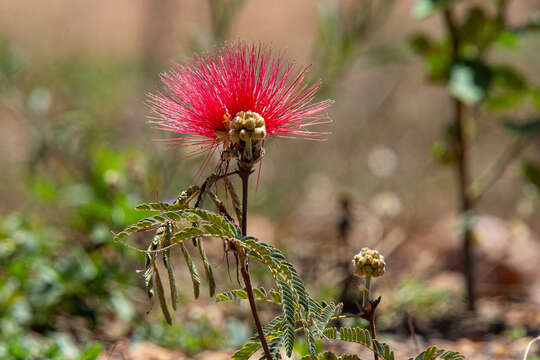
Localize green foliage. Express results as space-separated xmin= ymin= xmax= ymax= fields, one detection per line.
xmin=449 ymin=61 xmax=492 ymax=104
xmin=409 ymin=346 xmax=465 ymax=359
xmin=0 ymin=213 xmax=135 ymax=339
xmin=0 ymin=337 xmax=102 ymax=360
xmin=411 ymin=0 xmax=459 ymax=20
xmin=232 ymin=341 xmax=261 ymax=360
xmin=216 ymin=287 xmax=280 ymax=304
xmin=408 ymin=33 xmax=451 ymax=82
xmin=502 ymin=118 xmax=540 ymax=135
xmin=302 ymin=352 xmax=361 ymax=360
xmin=410 ymin=1 xmax=539 ymax=112
xmin=521 ymin=162 xmax=540 ymax=191
xmin=485 ymin=66 xmax=530 ymax=110
xmin=410 ymin=0 xmax=540 ymax=219
xmin=117 ymin=177 xmax=408 ymax=359
xmin=323 ymin=326 xmax=372 ymax=347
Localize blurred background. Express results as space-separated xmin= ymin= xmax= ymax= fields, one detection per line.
xmin=0 ymin=0 xmax=539 ymax=359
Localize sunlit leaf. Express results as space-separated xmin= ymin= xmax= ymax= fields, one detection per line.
xmin=411 ymin=0 xmax=459 ymax=20
xmin=449 ymin=61 xmax=492 ymax=104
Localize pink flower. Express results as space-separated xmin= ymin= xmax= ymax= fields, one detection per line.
xmin=147 ymin=42 xmax=333 ymax=159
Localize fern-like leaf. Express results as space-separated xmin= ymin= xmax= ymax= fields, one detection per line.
xmin=282 ymin=262 xmax=309 ymax=315
xmin=410 ymin=346 xmax=465 ymax=360
xmin=304 ymin=326 xmax=317 ymax=356
xmin=196 ymin=237 xmax=215 ymax=296
xmin=323 ymin=326 xmax=372 ymax=348
xmin=114 ymin=210 xmax=188 ymax=240
xmin=373 ymin=340 xmax=395 ymax=360
xmin=232 ymin=341 xmax=261 ymax=360
xmin=186 ymin=208 xmax=238 ymax=237
xmin=279 ymin=279 xmax=296 ymax=357
xmin=135 ymin=202 xmax=186 ymax=212
xmin=260 ymin=333 xmax=283 ymax=360
xmin=162 ymin=223 xmax=178 ymax=310
xmin=215 ymin=289 xmax=248 ymax=302
xmin=152 ymin=259 xmax=172 ymax=325
xmin=180 ymin=242 xmax=200 ymax=298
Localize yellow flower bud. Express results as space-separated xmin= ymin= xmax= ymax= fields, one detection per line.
xmin=239 ymin=129 xmax=249 ymax=141
xmin=252 ymin=127 xmax=266 ymax=140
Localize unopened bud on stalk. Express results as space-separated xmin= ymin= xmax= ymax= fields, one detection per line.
xmin=352 ymin=248 xmax=386 ymax=278
xmin=239 ymin=129 xmax=249 ymax=141
xmin=252 ymin=127 xmax=266 ymax=140
xmin=226 ymin=111 xmax=267 ymax=145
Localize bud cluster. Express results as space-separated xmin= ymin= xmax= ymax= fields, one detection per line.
xmin=352 ymin=248 xmax=386 ymax=278
xmin=216 ymin=111 xmax=267 ymax=166
xmin=228 ymin=111 xmax=267 ymax=144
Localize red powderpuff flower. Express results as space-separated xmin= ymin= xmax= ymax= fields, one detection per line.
xmin=147 ymin=42 xmax=333 ymax=161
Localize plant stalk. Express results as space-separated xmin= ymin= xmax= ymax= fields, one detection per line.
xmin=443 ymin=7 xmax=476 ymax=312
xmin=238 ymin=167 xmax=273 ymax=360
xmin=362 ymin=276 xmax=372 ymax=307
xmin=363 ymin=277 xmax=378 ymax=360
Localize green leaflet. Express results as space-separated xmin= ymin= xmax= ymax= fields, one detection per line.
xmin=170 ymin=227 xmax=205 ymax=243
xmin=302 ymin=352 xmax=362 ymax=360
xmin=282 ymin=261 xmax=309 ymax=315
xmin=304 ymin=325 xmax=317 ymax=356
xmin=313 ymin=302 xmax=338 ymax=334
xmin=186 ymin=208 xmax=238 ymax=237
xmin=196 ymin=237 xmax=216 ymax=297
xmin=215 ymin=289 xmax=248 ymax=302
xmin=152 ymin=259 xmax=173 ymax=325
xmin=278 ymin=279 xmax=296 ymax=357
xmin=162 ymin=223 xmax=178 ymax=310
xmin=114 ymin=210 xmax=189 ymax=240
xmin=323 ymin=326 xmax=371 ymax=348
xmin=180 ymin=242 xmax=201 ymax=299
xmin=410 ymin=346 xmax=465 ymax=360
xmin=232 ymin=341 xmax=261 ymax=360
xmin=373 ymin=340 xmax=395 ymax=360
xmin=215 ymin=287 xmax=281 ymax=305
xmin=135 ymin=202 xmax=186 ymax=212
xmin=261 ymin=333 xmax=283 ymax=360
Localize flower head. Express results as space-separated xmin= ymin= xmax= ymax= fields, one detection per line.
xmin=147 ymin=42 xmax=333 ymax=166
xmin=352 ymin=248 xmax=386 ymax=278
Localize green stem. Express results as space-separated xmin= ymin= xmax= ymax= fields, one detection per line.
xmin=363 ymin=276 xmax=377 ymax=360
xmin=363 ymin=276 xmax=372 ymax=307
xmin=238 ymin=168 xmax=273 ymax=360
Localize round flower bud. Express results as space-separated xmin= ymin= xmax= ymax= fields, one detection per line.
xmin=245 ymin=117 xmax=256 ymax=130
xmin=352 ymin=248 xmax=386 ymax=278
xmin=252 ymin=127 xmax=266 ymax=140
xmin=233 ymin=112 xmax=245 ymax=130
xmin=239 ymin=129 xmax=249 ymax=141
xmin=255 ymin=115 xmax=265 ymax=128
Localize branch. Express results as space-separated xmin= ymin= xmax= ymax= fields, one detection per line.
xmin=469 ymin=136 xmax=531 ymax=204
